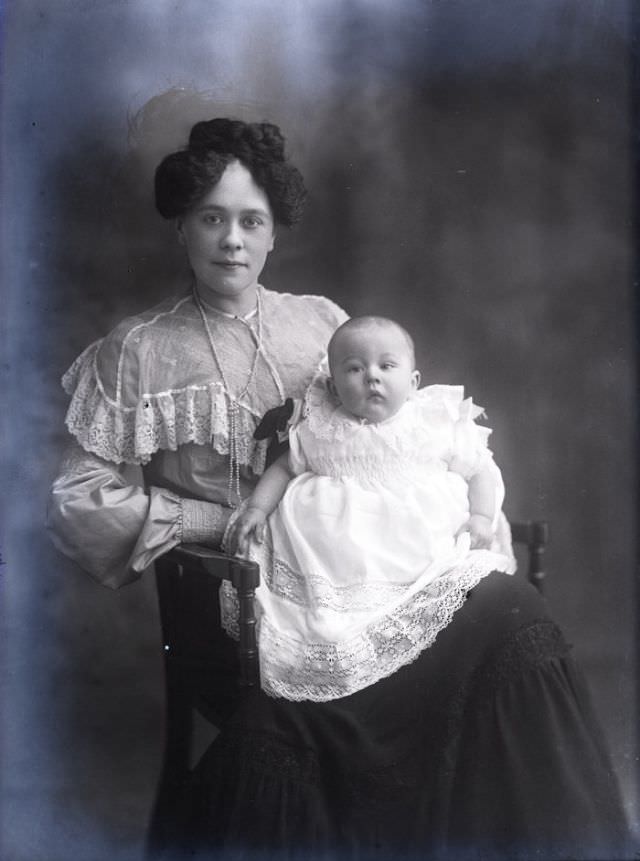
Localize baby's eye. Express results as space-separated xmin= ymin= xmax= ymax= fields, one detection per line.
xmin=346 ymin=365 xmax=362 ymax=374
xmin=381 ymin=362 xmax=396 ymax=370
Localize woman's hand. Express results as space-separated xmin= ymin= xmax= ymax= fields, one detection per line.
xmin=228 ymin=505 xmax=267 ymax=556
xmin=467 ymin=513 xmax=494 ymax=549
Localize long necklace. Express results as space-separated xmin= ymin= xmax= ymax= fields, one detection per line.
xmin=193 ymin=286 xmax=264 ymax=507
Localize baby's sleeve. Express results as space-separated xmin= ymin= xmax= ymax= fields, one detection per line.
xmin=443 ymin=390 xmax=507 ymax=532
xmin=287 ymin=423 xmax=311 ymax=476
xmin=446 ymin=394 xmax=494 ymax=480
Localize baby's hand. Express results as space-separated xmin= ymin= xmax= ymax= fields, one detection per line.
xmin=228 ymin=506 xmax=267 ymax=556
xmin=467 ymin=514 xmax=494 ymax=549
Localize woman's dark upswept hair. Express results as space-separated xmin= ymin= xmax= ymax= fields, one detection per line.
xmin=154 ymin=118 xmax=307 ymax=226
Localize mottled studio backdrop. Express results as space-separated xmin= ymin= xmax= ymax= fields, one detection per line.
xmin=1 ymin=1 xmax=637 ymax=860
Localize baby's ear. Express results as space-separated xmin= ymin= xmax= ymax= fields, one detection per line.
xmin=411 ymin=369 xmax=421 ymax=390
xmin=326 ymin=377 xmax=340 ymax=401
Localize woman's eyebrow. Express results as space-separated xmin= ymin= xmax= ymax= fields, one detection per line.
xmin=194 ymin=204 xmax=271 ymax=217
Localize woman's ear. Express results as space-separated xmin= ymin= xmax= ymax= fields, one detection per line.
xmin=176 ymin=220 xmax=185 ymax=245
xmin=268 ymin=228 xmax=276 ymax=253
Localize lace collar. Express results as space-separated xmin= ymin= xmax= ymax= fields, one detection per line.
xmin=304 ymin=365 xmax=403 ymax=439
xmin=302 ymin=367 xmax=479 ymax=447
xmin=60 ymin=290 xmax=346 ymax=466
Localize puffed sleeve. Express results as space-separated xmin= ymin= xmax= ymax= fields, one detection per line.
xmin=47 ymin=442 xmax=150 ymax=587
xmin=437 ymin=387 xmax=493 ymax=479
xmin=47 ymin=324 xmax=230 ymax=589
xmin=47 ymin=442 xmax=229 ymax=589
xmin=427 ymin=386 xmax=505 ymax=531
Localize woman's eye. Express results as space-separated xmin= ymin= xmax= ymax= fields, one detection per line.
xmin=243 ymin=216 xmax=262 ymax=228
xmin=203 ymin=214 xmax=222 ymax=225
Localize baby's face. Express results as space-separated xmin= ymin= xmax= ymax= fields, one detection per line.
xmin=328 ymin=326 xmax=420 ymax=423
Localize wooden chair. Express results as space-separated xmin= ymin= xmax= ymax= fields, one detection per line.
xmin=146 ymin=545 xmax=260 ymax=857
xmin=146 ymin=519 xmax=548 ymax=856
xmin=510 ymin=519 xmax=549 ymax=593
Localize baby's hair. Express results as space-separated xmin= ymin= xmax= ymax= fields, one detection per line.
xmin=154 ymin=118 xmax=307 ymax=225
xmin=328 ymin=316 xmax=416 ymax=371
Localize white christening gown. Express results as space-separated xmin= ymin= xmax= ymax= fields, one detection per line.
xmin=222 ymin=374 xmax=515 ymax=701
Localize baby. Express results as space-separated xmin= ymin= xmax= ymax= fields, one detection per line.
xmin=224 ymin=316 xmax=515 ymax=701
xmin=233 ymin=316 xmax=498 ymax=554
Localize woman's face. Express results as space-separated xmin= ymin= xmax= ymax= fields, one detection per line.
xmin=177 ymin=160 xmax=275 ymax=314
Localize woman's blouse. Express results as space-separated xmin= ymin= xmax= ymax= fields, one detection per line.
xmin=222 ymin=377 xmax=516 ymax=701
xmin=47 ymin=287 xmax=348 ymax=588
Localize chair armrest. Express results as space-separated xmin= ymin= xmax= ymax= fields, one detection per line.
xmin=165 ymin=543 xmax=260 ymax=590
xmin=510 ymin=520 xmax=549 ymax=547
xmin=162 ymin=544 xmax=260 ymax=687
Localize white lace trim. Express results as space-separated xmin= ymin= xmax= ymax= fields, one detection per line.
xmin=220 ymin=550 xmax=515 ymax=702
xmin=292 ymin=375 xmax=493 ymax=486
xmin=303 ymin=371 xmax=485 ymax=446
xmin=62 ymin=341 xmax=268 ymax=468
xmin=256 ymin=539 xmax=410 ymax=611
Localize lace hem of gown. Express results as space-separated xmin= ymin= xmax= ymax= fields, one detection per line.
xmin=62 ymin=341 xmax=269 ymax=468
xmin=220 ymin=548 xmax=516 ymax=702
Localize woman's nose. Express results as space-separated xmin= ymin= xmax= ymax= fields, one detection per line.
xmin=220 ymin=221 xmax=243 ymax=250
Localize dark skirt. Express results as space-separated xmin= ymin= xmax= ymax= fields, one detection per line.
xmin=173 ymin=572 xmax=630 ymax=860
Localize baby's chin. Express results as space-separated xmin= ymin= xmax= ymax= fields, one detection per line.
xmin=352 ymin=403 xmax=398 ymax=424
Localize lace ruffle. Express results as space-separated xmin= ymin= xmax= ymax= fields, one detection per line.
xmin=221 ymin=549 xmax=515 ymax=702
xmin=303 ymin=372 xmax=484 ymax=445
xmin=261 ymin=542 xmax=411 ymax=612
xmin=299 ymin=375 xmax=492 ymax=484
xmin=62 ymin=341 xmax=268 ymax=469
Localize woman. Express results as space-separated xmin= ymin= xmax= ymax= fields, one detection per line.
xmin=48 ymin=119 xmax=630 ymax=860
xmin=47 ymin=118 xmax=347 ymax=586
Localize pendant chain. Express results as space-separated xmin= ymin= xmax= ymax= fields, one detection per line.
xmin=193 ymin=287 xmax=264 ymax=507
